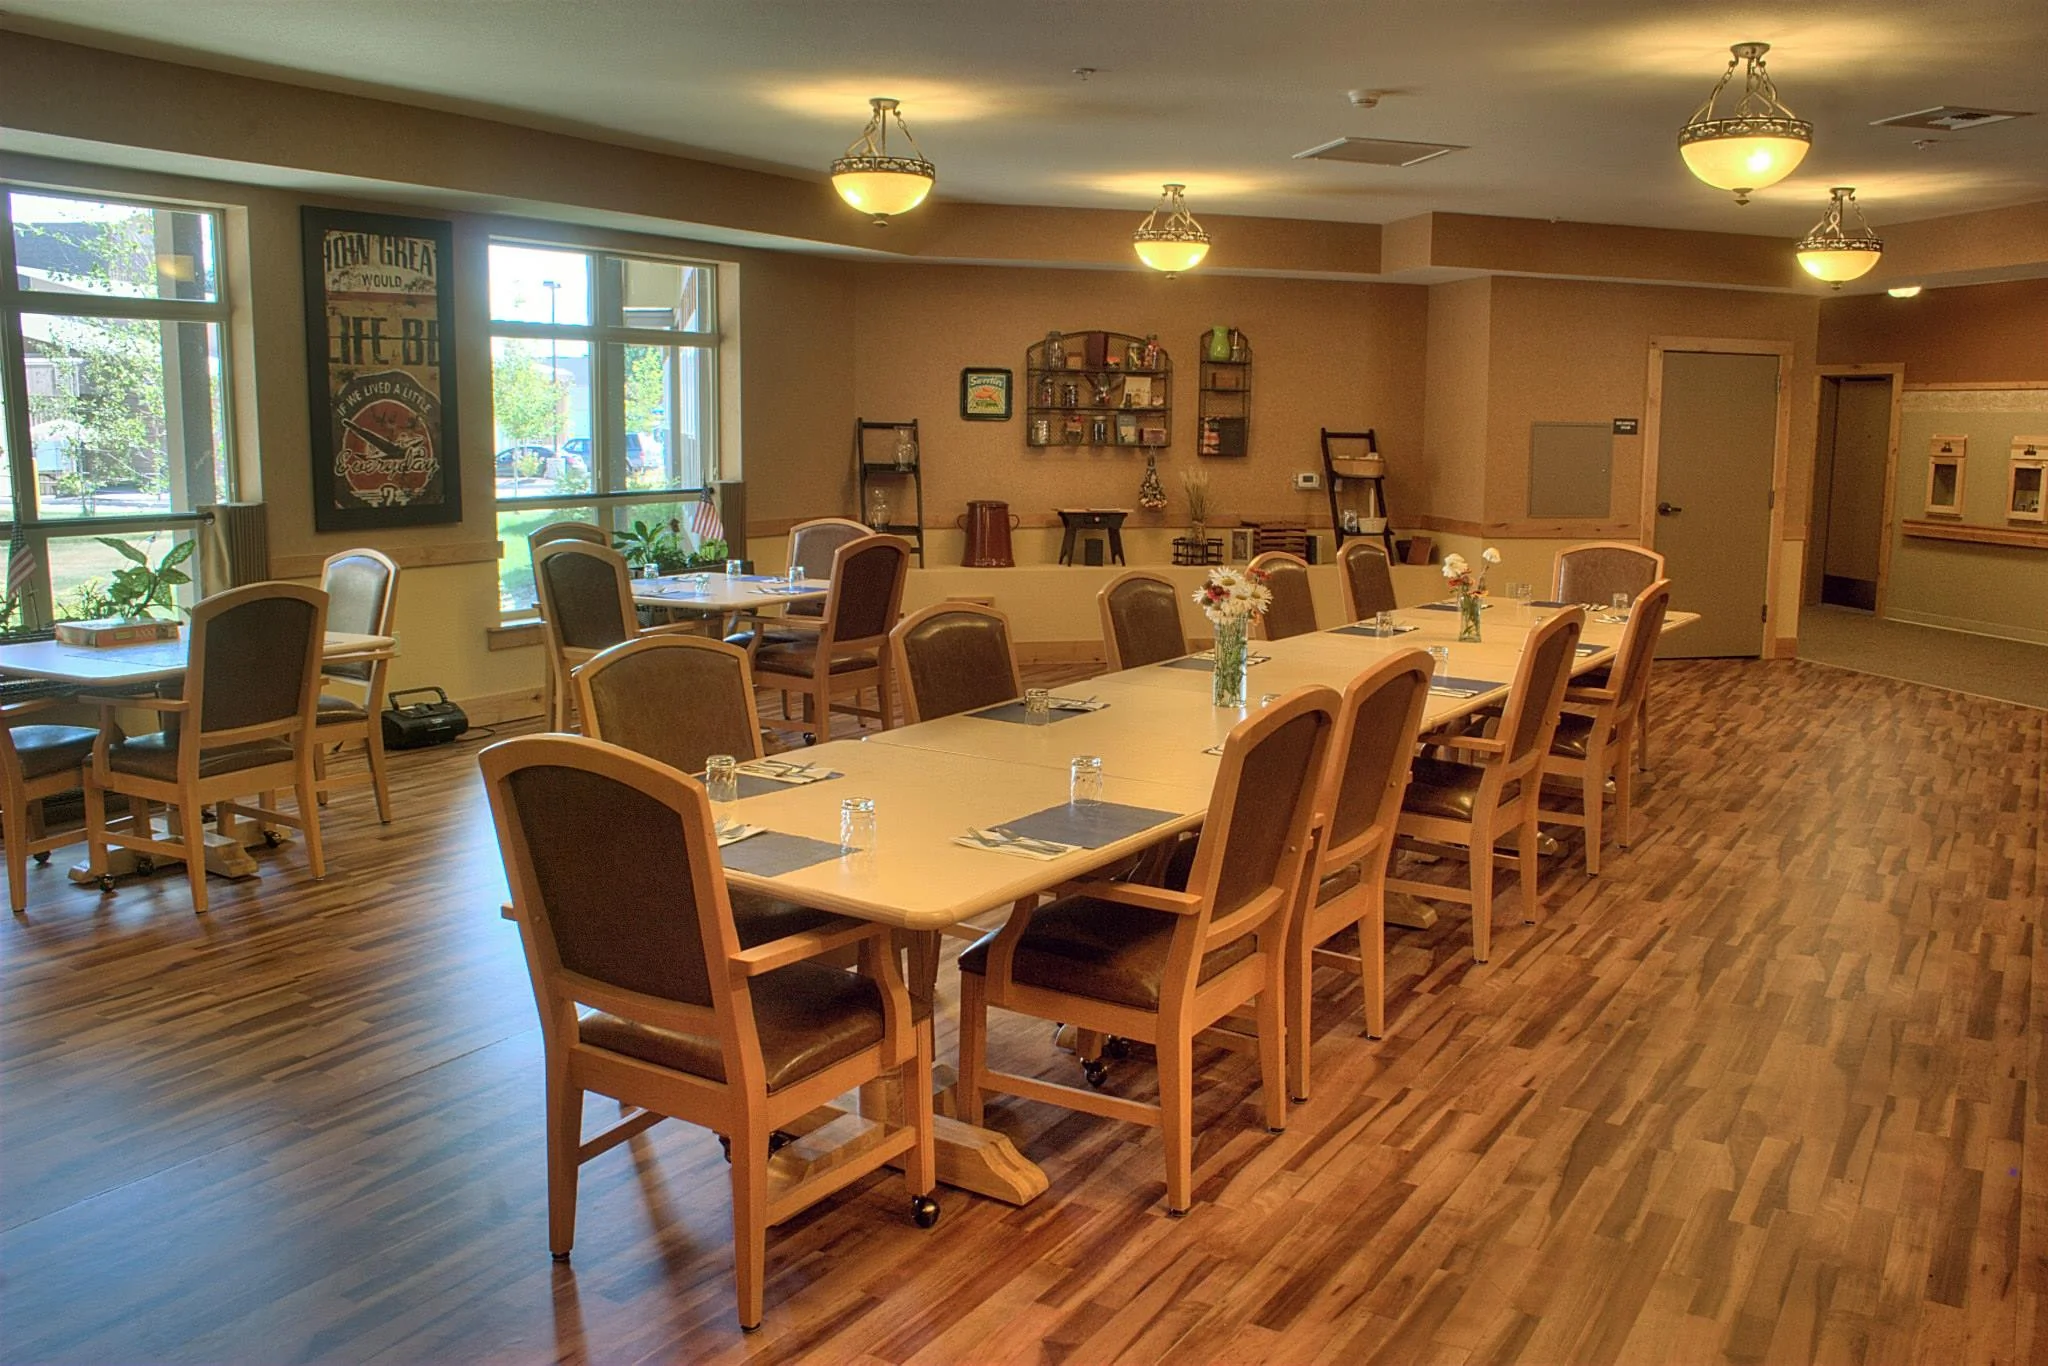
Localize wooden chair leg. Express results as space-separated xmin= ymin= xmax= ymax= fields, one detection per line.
xmin=877 ymin=658 xmax=895 ymax=731
xmin=1468 ymin=818 xmax=1493 ymax=964
xmin=1159 ymin=1032 xmax=1195 ymax=1214
xmin=1285 ymin=922 xmax=1313 ymax=1103
xmin=365 ymin=729 xmax=394 ymax=824
xmin=903 ymin=1021 xmax=936 ymax=1197
xmin=957 ymin=970 xmax=988 ymax=1126
xmin=1519 ymin=807 xmax=1542 ymax=925
xmin=1581 ymin=746 xmax=1605 ymax=876
xmin=1362 ymin=867 xmax=1387 ymax=1040
xmin=312 ymin=744 xmax=330 ymax=806
xmin=545 ymin=1060 xmax=580 ymax=1260
xmin=1256 ymin=951 xmax=1288 ymax=1130
xmin=4 ymin=786 xmax=29 ymax=913
xmin=729 ymin=1122 xmax=771 ymax=1331
xmin=296 ymin=748 xmax=326 ymax=880
xmin=1635 ymin=694 xmax=1651 ymax=772
xmin=1615 ymin=723 xmax=1636 ymax=849
xmin=83 ymin=773 xmax=110 ymax=880
xmin=180 ymin=799 xmax=209 ymax=915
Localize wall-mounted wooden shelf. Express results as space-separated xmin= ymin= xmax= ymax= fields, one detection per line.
xmin=1024 ymin=330 xmax=1171 ymax=449
xmin=1900 ymin=518 xmax=2048 ymax=550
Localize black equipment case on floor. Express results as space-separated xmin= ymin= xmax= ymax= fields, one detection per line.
xmin=381 ymin=687 xmax=468 ymax=750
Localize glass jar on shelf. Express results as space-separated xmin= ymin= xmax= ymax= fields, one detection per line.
xmin=892 ymin=428 xmax=917 ymax=470
xmin=1042 ymin=330 xmax=1066 ymax=371
xmin=867 ymin=487 xmax=891 ymax=527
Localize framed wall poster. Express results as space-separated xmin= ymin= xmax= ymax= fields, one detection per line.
xmin=960 ymin=367 xmax=1012 ymax=421
xmin=301 ymin=207 xmax=462 ymax=531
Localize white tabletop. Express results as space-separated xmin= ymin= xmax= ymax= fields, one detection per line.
xmin=630 ymin=573 xmax=827 ymax=613
xmin=0 ymin=631 xmax=397 ymax=686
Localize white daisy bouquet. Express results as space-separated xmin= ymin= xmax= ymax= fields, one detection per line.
xmin=1441 ymin=546 xmax=1502 ymax=598
xmin=1193 ymin=565 xmax=1272 ymax=625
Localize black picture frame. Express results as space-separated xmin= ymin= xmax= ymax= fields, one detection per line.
xmin=960 ymin=367 xmax=1012 ymax=421
xmin=301 ymin=207 xmax=462 ymax=532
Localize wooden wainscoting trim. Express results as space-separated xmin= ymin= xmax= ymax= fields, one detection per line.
xmin=457 ymin=686 xmax=545 ymax=727
xmin=272 ymin=538 xmax=503 ymax=580
xmin=1901 ymin=519 xmax=2048 ymax=550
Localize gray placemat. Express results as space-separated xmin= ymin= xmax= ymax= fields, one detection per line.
xmin=1431 ymin=674 xmax=1506 ymax=694
xmin=971 ymin=701 xmax=1091 ymax=725
xmin=1418 ymin=600 xmax=1491 ymax=613
xmin=697 ymin=771 xmax=841 ymax=800
xmin=996 ymin=801 xmax=1181 ymax=850
xmin=1330 ymin=624 xmax=1418 ymax=638
xmin=1160 ymin=652 xmax=1271 ymax=671
xmin=720 ymin=831 xmax=846 ymax=876
xmin=1574 ymin=643 xmax=1604 ymax=657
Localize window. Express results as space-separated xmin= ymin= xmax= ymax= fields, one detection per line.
xmin=0 ymin=188 xmax=231 ymax=624
xmin=488 ymin=242 xmax=720 ymax=612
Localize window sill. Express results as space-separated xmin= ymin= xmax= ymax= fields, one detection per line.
xmin=488 ymin=620 xmax=544 ymax=651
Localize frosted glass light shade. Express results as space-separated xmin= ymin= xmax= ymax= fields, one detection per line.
xmin=1679 ymin=131 xmax=1809 ymax=196
xmin=1798 ymin=246 xmax=1882 ymax=283
xmin=831 ymin=167 xmax=933 ymax=218
xmin=1134 ymin=237 xmax=1210 ymax=273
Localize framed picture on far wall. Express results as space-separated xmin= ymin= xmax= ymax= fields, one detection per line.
xmin=960 ymin=367 xmax=1012 ymax=421
xmin=301 ymin=207 xmax=462 ymax=531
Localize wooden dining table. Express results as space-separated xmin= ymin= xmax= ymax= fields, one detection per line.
xmin=715 ymin=600 xmax=1694 ymax=1206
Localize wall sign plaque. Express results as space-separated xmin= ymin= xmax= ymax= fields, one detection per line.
xmin=301 ymin=208 xmax=462 ymax=531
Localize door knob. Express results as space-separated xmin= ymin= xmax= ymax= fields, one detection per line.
xmin=1657 ymin=501 xmax=1684 ymax=516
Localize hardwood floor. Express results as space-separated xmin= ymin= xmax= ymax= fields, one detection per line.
xmin=0 ymin=656 xmax=2041 ymax=1363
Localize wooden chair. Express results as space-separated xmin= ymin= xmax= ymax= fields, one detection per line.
xmin=1538 ymin=580 xmax=1670 ymax=874
xmin=1098 ymin=571 xmax=1188 ymax=671
xmin=783 ymin=517 xmax=872 ymax=623
xmin=957 ymin=686 xmax=1338 ymax=1214
xmin=1247 ymin=551 xmax=1317 ymax=640
xmin=1388 ymin=608 xmax=1584 ymax=963
xmin=1285 ymin=649 xmax=1433 ymax=1096
xmin=528 ymin=521 xmax=608 ymax=726
xmin=481 ymin=734 xmax=937 ymax=1331
xmin=1337 ymin=540 xmax=1398 ymax=622
xmin=312 ymin=548 xmax=399 ymax=822
xmin=1552 ymin=541 xmax=1666 ymax=772
xmin=746 ymin=534 xmax=909 ymax=742
xmin=82 ymin=583 xmax=329 ymax=916
xmin=534 ymin=541 xmax=662 ymax=732
xmin=888 ymin=602 xmax=1022 ymax=724
xmin=1 ymin=694 xmax=99 ymax=914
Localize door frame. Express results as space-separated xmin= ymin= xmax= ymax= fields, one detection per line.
xmin=1809 ymin=363 xmax=1904 ymax=616
xmin=1640 ymin=336 xmax=1795 ymax=658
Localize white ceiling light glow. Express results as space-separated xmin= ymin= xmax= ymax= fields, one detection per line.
xmin=830 ymin=98 xmax=934 ymax=225
xmin=1797 ymin=187 xmax=1885 ymax=286
xmin=1678 ymin=41 xmax=1812 ymax=203
xmin=1132 ymin=183 xmax=1210 ymax=275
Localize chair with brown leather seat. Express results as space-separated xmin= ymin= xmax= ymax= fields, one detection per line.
xmin=1337 ymin=540 xmax=1398 ymax=622
xmin=1247 ymin=551 xmax=1317 ymax=639
xmin=574 ymin=635 xmax=852 ymax=949
xmin=1098 ymin=570 xmax=1188 ymax=671
xmin=1285 ymin=649 xmax=1433 ymax=1096
xmin=888 ymin=601 xmax=1022 ymax=724
xmin=312 ymin=547 xmax=399 ymax=822
xmin=1552 ymin=541 xmax=1666 ymax=772
xmin=481 ymin=733 xmax=937 ymax=1331
xmin=783 ymin=517 xmax=871 ymax=623
xmin=82 ymin=582 xmax=329 ymax=916
xmin=1388 ymin=608 xmax=1583 ymax=963
xmin=527 ymin=522 xmax=608 ymax=725
xmin=746 ymin=534 xmax=909 ymax=742
xmin=1538 ymin=579 xmax=1670 ymax=874
xmin=534 ymin=540 xmax=645 ymax=731
xmin=1 ymin=692 xmax=101 ymax=913
xmin=956 ymin=686 xmax=1337 ymax=1215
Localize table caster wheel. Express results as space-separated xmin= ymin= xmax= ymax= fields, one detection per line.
xmin=98 ymin=874 xmax=117 ymax=893
xmin=135 ymin=857 xmax=155 ymax=876
xmin=911 ymin=1195 xmax=940 ymax=1229
xmin=263 ymin=831 xmax=284 ymax=848
xmin=768 ymin=1130 xmax=794 ymax=1153
xmin=1102 ymin=1036 xmax=1130 ymax=1060
xmin=802 ymin=732 xmax=819 ymax=746
xmin=1083 ymin=1060 xmax=1109 ymax=1089
xmin=550 ymin=1250 xmax=571 ymax=1264
xmin=33 ymin=851 xmax=50 ymax=866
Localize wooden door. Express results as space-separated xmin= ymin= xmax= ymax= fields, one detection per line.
xmin=1814 ymin=376 xmax=1893 ymax=611
xmin=1651 ymin=350 xmax=1780 ymax=658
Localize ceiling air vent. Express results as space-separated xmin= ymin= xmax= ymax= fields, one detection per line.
xmin=1292 ymin=136 xmax=1466 ymax=167
xmin=1871 ymin=105 xmax=2033 ymax=131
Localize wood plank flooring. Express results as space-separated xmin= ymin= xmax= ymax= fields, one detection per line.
xmin=0 ymin=656 xmax=2041 ymax=1363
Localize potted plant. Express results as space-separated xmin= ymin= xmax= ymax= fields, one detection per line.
xmin=612 ymin=519 xmax=690 ymax=576
xmin=97 ymin=536 xmax=194 ymax=620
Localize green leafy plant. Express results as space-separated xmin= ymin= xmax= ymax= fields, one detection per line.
xmin=612 ymin=519 xmax=691 ymax=575
xmin=92 ymin=536 xmax=195 ymax=619
xmin=686 ymin=536 xmax=730 ymax=567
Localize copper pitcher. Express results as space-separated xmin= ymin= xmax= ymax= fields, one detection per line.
xmin=956 ymin=500 xmax=1019 ymax=567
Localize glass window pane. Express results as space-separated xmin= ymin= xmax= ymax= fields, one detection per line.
xmin=678 ymin=344 xmax=715 ymax=489
xmin=603 ymin=256 xmax=713 ymax=331
xmin=11 ymin=192 xmax=219 ymax=302
xmin=22 ymin=313 xmax=225 ymax=520
xmin=620 ymin=343 xmax=674 ymax=490
xmin=496 ymin=505 xmax=596 ymax=613
xmin=488 ymin=244 xmax=591 ymax=325
xmin=48 ymin=528 xmax=198 ymax=622
xmin=0 ymin=381 xmax=14 ymax=525
xmin=491 ymin=337 xmax=591 ymax=500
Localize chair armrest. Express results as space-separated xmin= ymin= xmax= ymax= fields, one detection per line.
xmin=730 ymin=919 xmax=885 ymax=976
xmin=1438 ymin=734 xmax=1507 ymax=755
xmin=1050 ymin=879 xmax=1203 ymax=915
xmin=79 ymin=692 xmax=188 ymax=712
xmin=1564 ymin=685 xmax=1616 ymax=706
xmin=322 ymin=650 xmax=394 ymax=668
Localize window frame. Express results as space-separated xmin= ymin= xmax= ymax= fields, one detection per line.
xmin=0 ymin=184 xmax=237 ymax=626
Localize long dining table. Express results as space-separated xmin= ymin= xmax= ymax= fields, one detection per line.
xmin=717 ymin=600 xmax=1694 ymax=1204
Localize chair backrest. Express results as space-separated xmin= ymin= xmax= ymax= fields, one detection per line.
xmin=1552 ymin=542 xmax=1665 ymax=607
xmin=889 ymin=602 xmax=1021 ymax=724
xmin=1494 ymin=607 xmax=1585 ymax=777
xmin=1315 ymin=650 xmax=1434 ymax=871
xmin=481 ymin=734 xmax=742 ymax=1051
xmin=1337 ymin=541 xmax=1397 ymax=622
xmin=786 ymin=517 xmax=871 ymax=618
xmin=528 ymin=520 xmax=607 ymax=556
xmin=1247 ymin=552 xmax=1317 ymax=639
xmin=535 ymin=541 xmax=636 ymax=652
xmin=185 ymin=582 xmax=328 ymax=741
xmin=1178 ymin=687 xmax=1337 ymax=950
xmin=576 ymin=635 xmax=764 ymax=774
xmin=1098 ymin=571 xmax=1187 ymax=671
xmin=319 ymin=548 xmax=398 ymax=682
xmin=823 ymin=535 xmax=911 ymax=647
xmin=1606 ymin=578 xmax=1671 ymax=721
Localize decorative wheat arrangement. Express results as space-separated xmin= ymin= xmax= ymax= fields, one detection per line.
xmin=1181 ymin=467 xmax=1211 ymax=528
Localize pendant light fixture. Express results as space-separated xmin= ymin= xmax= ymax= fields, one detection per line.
xmin=1678 ymin=42 xmax=1812 ymax=203
xmin=1132 ymin=183 xmax=1210 ymax=275
xmin=831 ymin=97 xmax=935 ymax=225
xmin=1796 ymin=187 xmax=1884 ymax=287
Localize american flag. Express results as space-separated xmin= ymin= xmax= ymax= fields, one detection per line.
xmin=689 ymin=488 xmax=725 ymax=545
xmin=5 ymin=522 xmax=34 ymax=607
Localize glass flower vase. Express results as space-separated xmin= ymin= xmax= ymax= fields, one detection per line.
xmin=1457 ymin=591 xmax=1483 ymax=643
xmin=1211 ymin=617 xmax=1249 ymax=708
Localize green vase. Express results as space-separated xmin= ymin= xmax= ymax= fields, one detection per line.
xmin=1207 ymin=325 xmax=1232 ymax=361
xmin=1458 ymin=592 xmax=1482 ymax=643
xmin=1212 ymin=617 xmax=1249 ymax=707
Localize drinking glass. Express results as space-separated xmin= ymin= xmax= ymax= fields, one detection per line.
xmin=1259 ymin=693 xmax=1282 ymax=708
xmin=1611 ymin=591 xmax=1632 ymax=616
xmin=839 ymin=797 xmax=876 ymax=854
xmin=1508 ymin=581 xmax=1534 ymax=618
xmin=785 ymin=564 xmax=804 ymax=587
xmin=1427 ymin=645 xmax=1451 ymax=678
xmin=1070 ymin=756 xmax=1104 ymax=806
xmin=726 ymin=558 xmax=745 ymax=577
xmin=705 ymin=754 xmax=739 ymax=832
xmin=1023 ymin=687 xmax=1051 ymax=724
xmin=1374 ymin=610 xmax=1396 ymax=636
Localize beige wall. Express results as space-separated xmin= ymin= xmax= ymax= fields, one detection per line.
xmin=1421 ymin=278 xmax=1491 ymax=528
xmin=1818 ymin=279 xmax=2048 ymax=385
